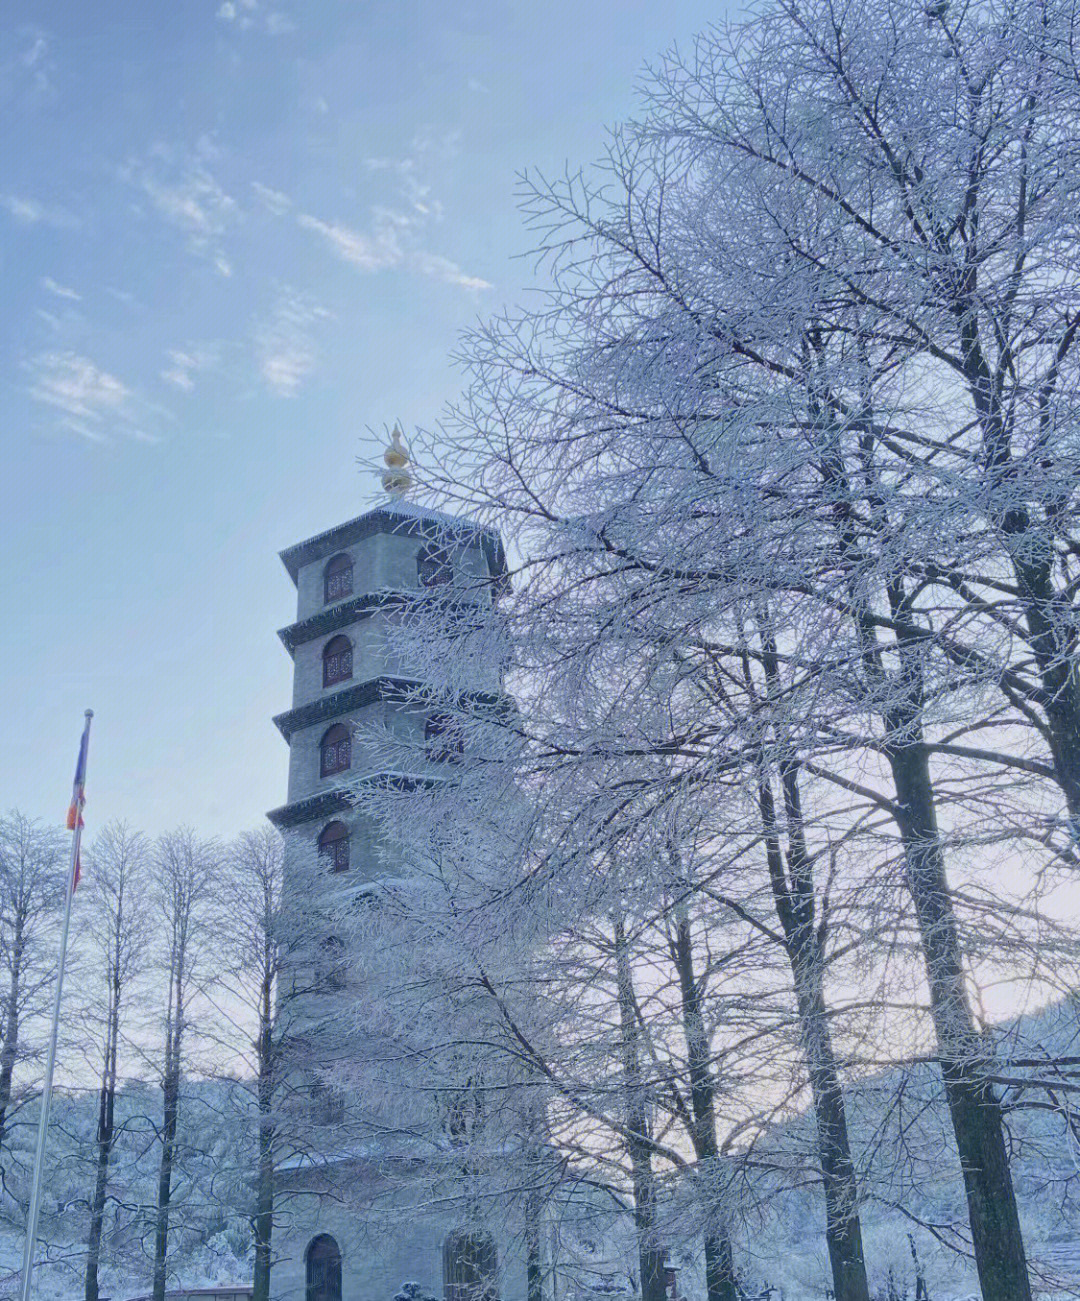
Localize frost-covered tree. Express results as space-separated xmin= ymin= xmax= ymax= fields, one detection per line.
xmin=149 ymin=828 xmax=219 ymax=1301
xmin=374 ymin=3 xmax=1080 ymax=1298
xmin=80 ymin=821 xmax=152 ymax=1301
xmin=212 ymin=827 xmax=290 ymax=1301
xmin=0 ymin=811 xmax=65 ymax=1176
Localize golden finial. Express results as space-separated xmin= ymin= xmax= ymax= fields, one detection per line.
xmin=382 ymin=423 xmax=413 ymax=496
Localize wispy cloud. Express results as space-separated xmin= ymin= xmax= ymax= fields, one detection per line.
xmin=28 ymin=352 xmax=128 ymax=425
xmin=40 ymin=276 xmax=80 ymax=300
xmin=298 ymin=207 xmax=490 ymax=292
xmin=121 ymin=146 xmax=237 ymax=275
xmin=2 ymin=27 xmax=57 ymax=103
xmin=26 ymin=352 xmax=165 ymax=443
xmin=297 ymin=210 xmax=404 ymax=272
xmin=217 ymin=0 xmax=293 ymax=34
xmin=254 ymin=290 xmax=331 ymax=397
xmin=0 ymin=193 xmax=81 ymax=229
xmin=251 ymin=181 xmax=292 ymax=215
xmin=160 ymin=346 xmax=220 ymax=392
xmin=411 ymin=251 xmax=492 ymax=292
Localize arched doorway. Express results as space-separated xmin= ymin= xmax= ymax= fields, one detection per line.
xmin=306 ymin=1234 xmax=342 ymax=1301
xmin=443 ymin=1229 xmax=498 ymax=1301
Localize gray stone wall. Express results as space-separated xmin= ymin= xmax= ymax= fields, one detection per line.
xmin=294 ymin=532 xmax=490 ymax=625
xmin=272 ymin=1165 xmax=529 ymax=1301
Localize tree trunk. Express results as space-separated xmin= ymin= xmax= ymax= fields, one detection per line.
xmin=252 ymin=975 xmax=275 ymax=1301
xmin=525 ymin=1195 xmax=544 ymax=1301
xmin=962 ymin=320 xmax=1080 ymax=824
xmin=886 ymin=724 xmax=1031 ymax=1301
xmin=667 ymin=907 xmax=739 ymax=1301
xmin=1007 ymin=546 xmax=1080 ymax=822
xmin=754 ymin=622 xmax=871 ymax=1301
xmin=613 ymin=920 xmax=667 ymax=1301
xmin=153 ymin=978 xmax=183 ymax=1301
xmin=85 ymin=971 xmax=120 ymax=1301
xmin=821 ymin=417 xmax=1032 ymax=1300
xmin=0 ymin=921 xmax=25 ymax=1150
xmin=754 ymin=766 xmax=871 ymax=1301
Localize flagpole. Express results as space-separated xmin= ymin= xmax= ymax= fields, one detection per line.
xmin=18 ymin=709 xmax=93 ymax=1301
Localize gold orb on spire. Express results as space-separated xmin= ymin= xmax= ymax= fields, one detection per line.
xmin=382 ymin=423 xmax=413 ymax=496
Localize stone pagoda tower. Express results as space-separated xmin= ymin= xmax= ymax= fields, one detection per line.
xmin=266 ymin=430 xmax=511 ymax=1301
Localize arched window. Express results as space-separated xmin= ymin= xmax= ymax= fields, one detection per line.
xmin=310 ymin=1080 xmax=345 ymax=1127
xmin=320 ymin=724 xmax=351 ymax=777
xmin=426 ymin=713 xmax=464 ymax=762
xmin=324 ymin=553 xmax=352 ymax=604
xmin=443 ymin=1231 xmax=498 ymax=1301
xmin=319 ymin=936 xmax=347 ymax=990
xmin=417 ymin=542 xmax=452 ymax=588
xmin=323 ymin=635 xmax=353 ymax=688
xmin=317 ymin=821 xmax=349 ymax=872
xmin=306 ymin=1235 xmax=342 ymax=1301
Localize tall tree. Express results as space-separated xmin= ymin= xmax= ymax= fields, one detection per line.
xmin=217 ymin=827 xmax=286 ymax=1301
xmin=150 ymin=828 xmax=217 ymax=1301
xmin=82 ymin=821 xmax=151 ymax=1301
xmin=0 ymin=811 xmax=65 ymax=1165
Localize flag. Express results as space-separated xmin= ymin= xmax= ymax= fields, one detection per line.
xmin=65 ymin=714 xmax=92 ymax=888
xmin=66 ymin=714 xmax=91 ymax=829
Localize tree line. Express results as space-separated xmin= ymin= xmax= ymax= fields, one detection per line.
xmin=0 ymin=813 xmax=294 ymax=1301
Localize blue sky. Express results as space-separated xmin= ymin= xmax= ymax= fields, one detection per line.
xmin=1 ymin=0 xmax=729 ymax=840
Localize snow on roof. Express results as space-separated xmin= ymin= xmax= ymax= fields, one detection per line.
xmin=374 ymin=495 xmax=482 ymax=531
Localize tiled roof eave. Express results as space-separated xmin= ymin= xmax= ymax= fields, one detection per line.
xmin=279 ymin=505 xmax=507 ymax=585
xmin=277 ymin=591 xmax=410 ymax=655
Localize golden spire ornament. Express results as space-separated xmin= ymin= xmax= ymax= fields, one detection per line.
xmin=382 ymin=423 xmax=413 ymax=496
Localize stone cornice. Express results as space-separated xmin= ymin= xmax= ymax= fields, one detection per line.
xmin=272 ymin=676 xmax=419 ymax=741
xmin=277 ymin=591 xmax=409 ymax=656
xmin=273 ymin=675 xmax=510 ymax=741
xmin=267 ymin=771 xmax=441 ymax=828
xmin=266 ymin=788 xmax=351 ymax=828
xmin=279 ymin=505 xmax=507 ymax=587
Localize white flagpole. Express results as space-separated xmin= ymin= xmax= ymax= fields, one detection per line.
xmin=18 ymin=709 xmax=93 ymax=1301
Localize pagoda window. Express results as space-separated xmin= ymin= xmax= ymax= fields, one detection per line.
xmin=319 ymin=936 xmax=347 ymax=990
xmin=317 ymin=821 xmax=349 ymax=872
xmin=320 ymin=724 xmax=351 ymax=777
xmin=324 ymin=554 xmax=353 ymax=604
xmin=323 ymin=635 xmax=353 ymax=687
xmin=417 ymin=542 xmax=452 ymax=588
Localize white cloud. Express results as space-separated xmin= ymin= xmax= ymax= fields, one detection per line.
xmin=58 ymin=417 xmax=109 ymax=445
xmin=26 ymin=351 xmax=167 ymax=443
xmin=0 ymin=194 xmax=80 ymax=229
xmin=217 ymin=0 xmax=292 ymax=32
xmin=251 ymin=181 xmax=292 ymax=215
xmin=410 ymin=251 xmax=491 ymax=292
xmin=139 ymin=166 xmax=235 ymax=236
xmin=160 ymin=347 xmax=219 ymax=392
xmin=122 ymin=150 xmax=237 ymax=275
xmin=255 ymin=291 xmax=331 ymax=397
xmin=40 ymin=276 xmax=80 ymax=300
xmin=297 ymin=210 xmax=405 ymax=272
xmin=22 ymin=36 xmax=47 ymax=68
xmin=27 ymin=352 xmax=129 ymax=424
xmin=299 ymin=207 xmax=489 ymax=292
